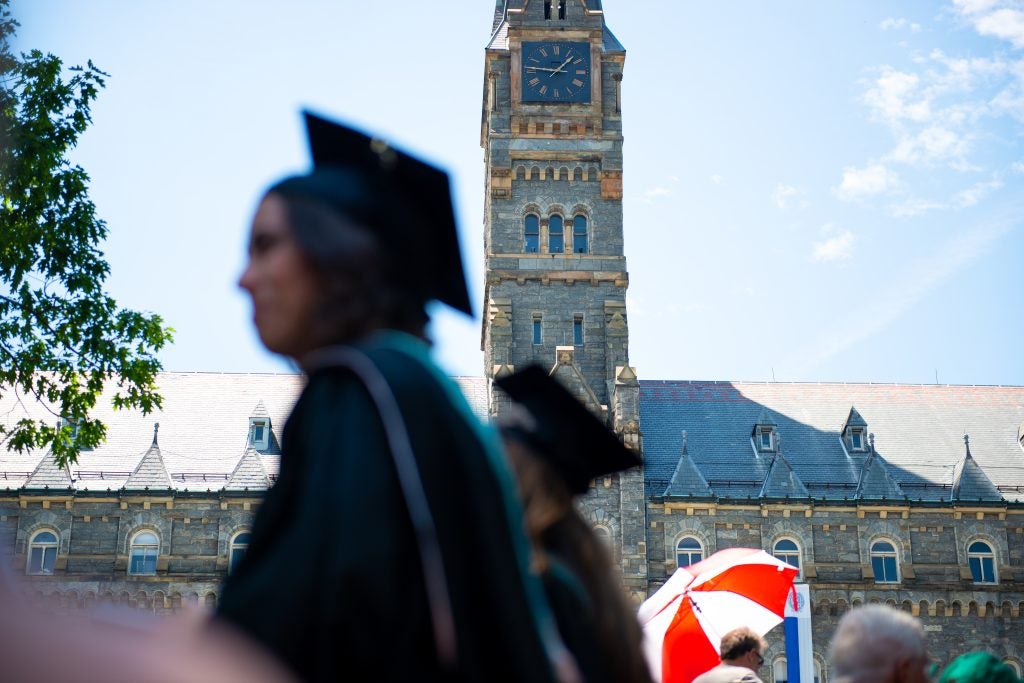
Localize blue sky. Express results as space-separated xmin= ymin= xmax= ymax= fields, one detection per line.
xmin=11 ymin=1 xmax=1024 ymax=385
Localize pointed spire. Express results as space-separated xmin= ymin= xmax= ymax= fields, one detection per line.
xmin=663 ymin=430 xmax=714 ymax=498
xmin=843 ymin=407 xmax=868 ymax=430
xmin=226 ymin=447 xmax=271 ymax=491
xmin=125 ymin=435 xmax=172 ymax=490
xmin=152 ymin=422 xmax=160 ymax=448
xmin=951 ymin=432 xmax=1002 ymax=502
xmin=24 ymin=453 xmax=73 ymax=489
xmin=856 ymin=434 xmax=904 ymax=500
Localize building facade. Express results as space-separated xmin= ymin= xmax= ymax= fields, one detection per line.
xmin=1 ymin=2 xmax=1023 ymax=680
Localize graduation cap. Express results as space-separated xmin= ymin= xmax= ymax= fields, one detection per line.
xmin=269 ymin=110 xmax=472 ymax=316
xmin=495 ymin=366 xmax=641 ymax=495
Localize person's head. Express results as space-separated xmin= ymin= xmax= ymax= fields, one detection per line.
xmin=239 ymin=186 xmax=429 ymax=361
xmin=719 ymin=626 xmax=766 ymax=672
xmin=830 ymin=605 xmax=929 ymax=683
xmin=938 ymin=652 xmax=1021 ymax=683
xmin=238 ymin=111 xmax=472 ymax=362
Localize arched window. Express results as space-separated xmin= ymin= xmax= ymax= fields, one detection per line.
xmin=593 ymin=526 xmax=611 ymax=546
xmin=773 ymin=657 xmax=788 ymax=683
xmin=967 ymin=540 xmax=997 ymax=584
xmin=870 ymin=540 xmax=899 ymax=583
xmin=572 ymin=215 xmax=588 ymax=253
xmin=773 ymin=538 xmax=801 ymax=574
xmin=1005 ymin=660 xmax=1022 ymax=677
xmin=548 ymin=215 xmax=564 ymax=253
xmin=229 ymin=531 xmax=252 ymax=574
xmin=27 ymin=530 xmax=59 ymax=575
xmin=814 ymin=659 xmax=823 ymax=683
xmin=524 ymin=214 xmax=540 ymax=253
xmin=129 ymin=531 xmax=159 ymax=576
xmin=676 ymin=537 xmax=703 ymax=568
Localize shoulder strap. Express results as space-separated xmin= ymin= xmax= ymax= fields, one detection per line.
xmin=304 ymin=345 xmax=457 ymax=670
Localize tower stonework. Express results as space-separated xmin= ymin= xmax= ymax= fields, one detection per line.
xmin=482 ymin=0 xmax=647 ymax=599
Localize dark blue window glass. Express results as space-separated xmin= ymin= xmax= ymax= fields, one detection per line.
xmin=130 ymin=531 xmax=159 ymax=575
xmin=871 ymin=541 xmax=898 ymax=582
xmin=968 ymin=541 xmax=996 ymax=583
xmin=524 ymin=214 xmax=539 ymax=253
xmin=549 ymin=215 xmax=564 ymax=253
xmin=573 ymin=215 xmax=588 ymax=253
xmin=677 ymin=537 xmax=703 ymax=567
xmin=573 ymin=317 xmax=583 ymax=345
xmin=532 ymin=317 xmax=542 ymax=345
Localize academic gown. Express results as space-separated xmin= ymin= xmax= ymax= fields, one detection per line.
xmin=217 ymin=332 xmax=561 ymax=683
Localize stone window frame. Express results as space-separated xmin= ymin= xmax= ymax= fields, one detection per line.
xmin=756 ymin=426 xmax=775 ymax=452
xmin=592 ymin=524 xmax=612 ymax=546
xmin=965 ymin=538 xmax=999 ymax=585
xmin=548 ymin=213 xmax=565 ymax=254
xmin=127 ymin=527 xmax=161 ymax=576
xmin=868 ymin=537 xmax=901 ymax=584
xmin=248 ymin=417 xmax=270 ymax=451
xmin=771 ymin=656 xmax=788 ymax=683
xmin=229 ymin=529 xmax=252 ymax=575
xmin=26 ymin=527 xmax=60 ymax=576
xmin=1004 ymin=659 xmax=1022 ymax=677
xmin=523 ymin=212 xmax=540 ymax=253
xmin=572 ymin=314 xmax=584 ymax=345
xmin=772 ymin=536 xmax=803 ymax=579
xmin=675 ymin=535 xmax=704 ymax=569
xmin=571 ymin=212 xmax=590 ymax=254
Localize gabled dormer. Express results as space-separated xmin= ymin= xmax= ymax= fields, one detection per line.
xmin=842 ymin=407 xmax=869 ymax=453
xmin=248 ymin=401 xmax=273 ymax=452
xmin=752 ymin=408 xmax=778 ymax=453
xmin=663 ymin=430 xmax=713 ymax=498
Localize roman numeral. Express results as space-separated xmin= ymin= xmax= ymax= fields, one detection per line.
xmin=572 ymin=79 xmax=584 ymax=87
xmin=553 ymin=89 xmax=560 ymax=98
xmin=552 ymin=45 xmax=560 ymax=56
xmin=529 ymin=77 xmax=540 ymax=87
xmin=539 ymin=85 xmax=548 ymax=95
xmin=538 ymin=48 xmax=548 ymax=57
xmin=575 ymin=69 xmax=587 ymax=75
xmin=572 ymin=58 xmax=583 ymax=65
xmin=526 ymin=67 xmax=537 ymax=74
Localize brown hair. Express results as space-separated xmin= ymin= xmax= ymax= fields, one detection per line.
xmin=276 ymin=193 xmax=430 ymax=346
xmin=504 ymin=439 xmax=652 ymax=683
xmin=719 ymin=626 xmax=767 ymax=660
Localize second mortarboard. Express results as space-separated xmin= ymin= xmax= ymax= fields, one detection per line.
xmin=269 ymin=110 xmax=472 ymax=316
xmin=495 ymin=365 xmax=642 ymax=495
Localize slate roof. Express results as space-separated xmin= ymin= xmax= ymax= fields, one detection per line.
xmin=640 ymin=381 xmax=1024 ymax=504
xmin=486 ymin=0 xmax=624 ymax=53
xmin=0 ymin=372 xmax=489 ymax=493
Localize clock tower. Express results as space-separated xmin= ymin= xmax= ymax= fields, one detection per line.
xmin=482 ymin=0 xmax=647 ymax=599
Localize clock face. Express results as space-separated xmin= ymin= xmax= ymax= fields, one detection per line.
xmin=521 ymin=41 xmax=591 ymax=103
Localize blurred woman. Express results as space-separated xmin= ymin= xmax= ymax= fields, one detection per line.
xmin=496 ymin=365 xmax=653 ymax=683
xmin=217 ymin=112 xmax=574 ymax=683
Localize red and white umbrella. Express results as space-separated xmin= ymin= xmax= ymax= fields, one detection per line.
xmin=638 ymin=548 xmax=799 ymax=683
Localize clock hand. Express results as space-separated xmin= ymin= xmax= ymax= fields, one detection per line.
xmin=549 ymin=55 xmax=573 ymax=77
xmin=525 ymin=66 xmax=562 ymax=73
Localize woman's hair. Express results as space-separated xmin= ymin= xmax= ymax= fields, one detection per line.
xmin=503 ymin=438 xmax=652 ymax=683
xmin=275 ymin=192 xmax=430 ymax=345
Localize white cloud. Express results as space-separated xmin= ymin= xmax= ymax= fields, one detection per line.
xmin=954 ymin=177 xmax=1004 ymax=207
xmin=771 ymin=183 xmax=805 ymax=209
xmin=710 ymin=174 xmax=723 ymax=185
xmin=644 ymin=186 xmax=672 ymax=198
xmin=886 ymin=125 xmax=971 ymax=165
xmin=880 ymin=17 xmax=922 ymax=32
xmin=953 ymin=0 xmax=1001 ymax=15
xmin=863 ymin=67 xmax=931 ymax=124
xmin=972 ymin=7 xmax=1024 ymax=47
xmin=890 ymin=196 xmax=948 ymax=217
xmin=835 ymin=163 xmax=900 ymax=201
xmin=791 ymin=215 xmax=1017 ymax=374
xmin=1011 ymin=161 xmax=1024 ymax=172
xmin=812 ymin=230 xmax=855 ymax=262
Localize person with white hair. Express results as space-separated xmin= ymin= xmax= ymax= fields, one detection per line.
xmin=829 ymin=604 xmax=931 ymax=683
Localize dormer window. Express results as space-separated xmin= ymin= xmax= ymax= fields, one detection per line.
xmin=842 ymin=407 xmax=869 ymax=454
xmin=59 ymin=417 xmax=79 ymax=441
xmin=758 ymin=427 xmax=774 ymax=451
xmin=249 ymin=418 xmax=270 ymax=451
